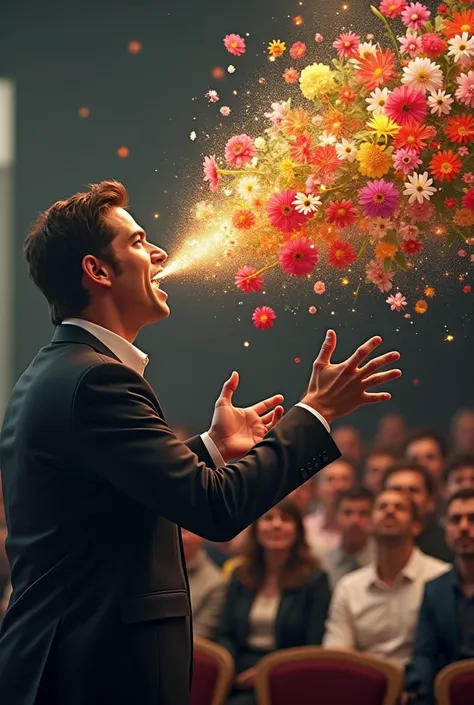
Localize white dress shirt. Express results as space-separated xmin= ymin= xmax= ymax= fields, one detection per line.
xmin=62 ymin=318 xmax=330 ymax=469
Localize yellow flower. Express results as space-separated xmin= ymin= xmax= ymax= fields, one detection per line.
xmin=375 ymin=241 xmax=398 ymax=260
xmin=414 ymin=299 xmax=428 ymax=314
xmin=299 ymin=63 xmax=335 ymax=100
xmin=454 ymin=208 xmax=474 ymax=227
xmin=367 ymin=114 xmax=401 ymax=139
xmin=279 ymin=159 xmax=295 ymax=184
xmin=268 ymin=40 xmax=286 ymax=58
xmin=424 ymin=286 xmax=436 ymax=298
xmin=357 ymin=142 xmax=392 ymax=178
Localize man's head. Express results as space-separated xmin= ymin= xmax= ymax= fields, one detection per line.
xmin=181 ymin=529 xmax=206 ymax=563
xmin=362 ymin=446 xmax=397 ymax=494
xmin=372 ymin=488 xmax=421 ymax=546
xmin=318 ymin=458 xmax=356 ymax=511
xmin=335 ymin=485 xmax=373 ymax=551
xmin=289 ymin=479 xmax=316 ymax=516
xmin=332 ymin=425 xmax=364 ymax=465
xmin=24 ymin=181 xmax=169 ymax=337
xmin=375 ymin=413 xmax=407 ymax=453
xmin=444 ymin=454 xmax=474 ymax=498
xmin=382 ymin=460 xmax=437 ymax=523
xmin=445 ymin=488 xmax=474 ymax=559
xmin=451 ymin=409 xmax=474 ymax=455
xmin=404 ymin=430 xmax=447 ymax=485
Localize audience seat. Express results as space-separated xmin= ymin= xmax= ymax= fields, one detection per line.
xmin=435 ymin=659 xmax=474 ymax=705
xmin=191 ymin=636 xmax=234 ymax=705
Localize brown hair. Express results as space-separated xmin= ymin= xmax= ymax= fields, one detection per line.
xmin=236 ymin=498 xmax=318 ymax=592
xmin=24 ymin=180 xmax=128 ymax=325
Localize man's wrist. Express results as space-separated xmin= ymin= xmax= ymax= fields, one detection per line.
xmin=299 ymin=397 xmax=335 ymax=426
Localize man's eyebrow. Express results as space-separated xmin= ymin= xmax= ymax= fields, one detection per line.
xmin=128 ymin=230 xmax=146 ymax=240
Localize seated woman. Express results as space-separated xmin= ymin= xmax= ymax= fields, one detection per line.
xmin=215 ymin=498 xmax=331 ymax=705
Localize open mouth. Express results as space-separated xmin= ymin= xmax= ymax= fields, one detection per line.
xmin=151 ymin=273 xmax=162 ymax=289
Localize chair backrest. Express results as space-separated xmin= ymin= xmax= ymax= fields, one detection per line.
xmin=435 ymin=659 xmax=474 ymax=705
xmin=254 ymin=646 xmax=403 ymax=705
xmin=191 ymin=636 xmax=235 ymax=705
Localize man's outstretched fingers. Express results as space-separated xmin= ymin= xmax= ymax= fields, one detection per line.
xmin=362 ymin=391 xmax=392 ymax=403
xmin=344 ymin=336 xmax=382 ymax=372
xmin=314 ymin=330 xmax=337 ymax=368
xmin=361 ymin=369 xmax=402 ymax=389
xmin=358 ymin=351 xmax=400 ymax=376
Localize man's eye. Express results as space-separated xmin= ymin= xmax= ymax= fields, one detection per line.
xmin=134 ymin=238 xmax=142 ymax=245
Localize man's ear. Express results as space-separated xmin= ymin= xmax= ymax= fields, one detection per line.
xmin=82 ymin=255 xmax=113 ymax=288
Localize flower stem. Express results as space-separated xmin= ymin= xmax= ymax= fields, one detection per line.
xmin=251 ymin=260 xmax=280 ymax=278
xmin=217 ymin=169 xmax=262 ymax=175
xmin=370 ymin=5 xmax=401 ymax=59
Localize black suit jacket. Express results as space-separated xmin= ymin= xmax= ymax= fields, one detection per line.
xmin=0 ymin=324 xmax=340 ymax=705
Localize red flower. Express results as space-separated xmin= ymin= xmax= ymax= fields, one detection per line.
xmin=289 ymin=41 xmax=307 ymax=59
xmin=326 ymin=199 xmax=359 ymax=228
xmin=339 ymin=86 xmax=356 ymax=104
xmin=429 ymin=150 xmax=462 ymax=182
xmin=445 ymin=197 xmax=458 ymax=209
xmin=267 ymin=189 xmax=308 ymax=233
xmin=355 ymin=49 xmax=396 ymax=91
xmin=232 ymin=209 xmax=256 ymax=229
xmin=310 ymin=145 xmax=340 ymax=172
xmin=235 ymin=266 xmax=264 ymax=293
xmin=393 ymin=119 xmax=434 ymax=152
xmin=279 ymin=237 xmax=319 ymax=276
xmin=437 ymin=4 xmax=449 ymax=14
xmin=402 ymin=239 xmax=423 ymax=254
xmin=464 ymin=285 xmax=472 ymax=294
xmin=446 ymin=114 xmax=474 ymax=145
xmin=252 ymin=306 xmax=276 ymax=330
xmin=463 ymin=187 xmax=474 ymax=211
xmin=289 ymin=134 xmax=312 ymax=163
xmin=328 ymin=240 xmax=357 ymax=268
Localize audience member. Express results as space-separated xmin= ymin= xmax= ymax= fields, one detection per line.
xmin=405 ymin=431 xmax=447 ymax=490
xmin=288 ymin=478 xmax=317 ymax=516
xmin=443 ymin=454 xmax=474 ymax=498
xmin=181 ymin=529 xmax=226 ymax=639
xmin=215 ymin=499 xmax=330 ymax=705
xmin=362 ymin=446 xmax=397 ymax=495
xmin=451 ymin=408 xmax=474 ymax=455
xmin=374 ymin=413 xmax=407 ymax=455
xmin=332 ymin=425 xmax=364 ymax=466
xmin=319 ymin=486 xmax=374 ymax=588
xmin=323 ymin=488 xmax=449 ymax=667
xmin=383 ymin=461 xmax=453 ymax=562
xmin=404 ymin=488 xmax=474 ymax=705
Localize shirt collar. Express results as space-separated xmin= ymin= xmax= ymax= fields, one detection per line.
xmin=62 ymin=318 xmax=149 ymax=376
xmin=367 ymin=546 xmax=422 ymax=588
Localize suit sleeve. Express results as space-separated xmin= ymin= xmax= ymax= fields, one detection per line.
xmin=404 ymin=586 xmax=438 ymax=705
xmin=304 ymin=572 xmax=331 ymax=645
xmin=72 ymin=363 xmax=340 ymax=541
xmin=322 ymin=578 xmax=356 ymax=649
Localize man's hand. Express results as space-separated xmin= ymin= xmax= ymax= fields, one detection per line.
xmin=301 ymin=330 xmax=402 ymax=424
xmin=235 ymin=667 xmax=257 ymax=690
xmin=208 ymin=372 xmax=284 ymax=463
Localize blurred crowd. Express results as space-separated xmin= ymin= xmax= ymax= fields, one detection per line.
xmin=2 ymin=408 xmax=474 ymax=704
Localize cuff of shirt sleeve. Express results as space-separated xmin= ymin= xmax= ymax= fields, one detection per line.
xmin=200 ymin=432 xmax=226 ymax=468
xmin=295 ymin=403 xmax=331 ymax=433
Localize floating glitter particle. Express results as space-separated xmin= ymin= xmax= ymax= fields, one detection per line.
xmin=258 ymin=77 xmax=266 ymax=85
xmin=413 ymin=378 xmax=420 ymax=385
xmin=190 ymin=131 xmax=197 ymax=141
xmin=294 ymin=357 xmax=301 ymax=363
xmin=293 ymin=15 xmax=304 ymax=26
xmin=154 ymin=213 xmax=160 ymax=219
xmin=244 ymin=341 xmax=250 ymax=347
xmin=77 ymin=106 xmax=90 ymax=119
xmin=341 ymin=277 xmax=349 ymax=285
xmin=227 ymin=65 xmax=236 ymax=73
xmin=463 ymin=285 xmax=471 ymax=293
xmin=128 ymin=41 xmax=142 ymax=54
xmin=446 ymin=334 xmax=455 ymax=342
xmin=309 ymin=306 xmax=317 ymax=314
xmin=117 ymin=146 xmax=129 ymax=158
xmin=211 ymin=67 xmax=226 ymax=79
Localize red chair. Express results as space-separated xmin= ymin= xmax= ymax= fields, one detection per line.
xmin=254 ymin=647 xmax=403 ymax=705
xmin=435 ymin=659 xmax=474 ymax=705
xmin=191 ymin=636 xmax=234 ymax=705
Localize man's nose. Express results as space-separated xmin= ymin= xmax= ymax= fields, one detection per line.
xmin=151 ymin=246 xmax=168 ymax=265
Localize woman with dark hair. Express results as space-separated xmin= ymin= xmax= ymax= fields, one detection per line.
xmin=215 ymin=498 xmax=331 ymax=705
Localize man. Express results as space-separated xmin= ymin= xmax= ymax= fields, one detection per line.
xmin=443 ymin=454 xmax=474 ymax=498
xmin=451 ymin=408 xmax=474 ymax=455
xmin=323 ymin=488 xmax=449 ymax=667
xmin=0 ymin=181 xmax=401 ymax=705
xmin=181 ymin=529 xmax=225 ymax=640
xmin=405 ymin=431 xmax=447 ymax=490
xmin=362 ymin=445 xmax=397 ymax=495
xmin=383 ymin=461 xmax=453 ymax=562
xmin=319 ymin=485 xmax=374 ymax=588
xmin=332 ymin=425 xmax=364 ymax=466
xmin=374 ymin=412 xmax=407 ymax=455
xmin=405 ymin=489 xmax=474 ymax=705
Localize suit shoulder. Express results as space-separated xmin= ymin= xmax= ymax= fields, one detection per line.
xmin=425 ymin=566 xmax=454 ymax=593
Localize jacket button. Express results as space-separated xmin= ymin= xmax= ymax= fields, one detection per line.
xmin=300 ymin=468 xmax=309 ymax=479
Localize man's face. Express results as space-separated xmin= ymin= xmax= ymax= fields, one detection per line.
xmin=372 ymin=490 xmax=420 ymax=543
xmin=289 ymin=482 xmax=315 ymax=515
xmin=453 ymin=413 xmax=474 ymax=454
xmin=318 ymin=460 xmax=355 ymax=508
xmin=445 ymin=498 xmax=474 ymax=558
xmin=406 ymin=437 xmax=445 ymax=483
xmin=384 ymin=470 xmax=435 ymax=521
xmin=446 ymin=466 xmax=474 ymax=497
xmin=363 ymin=452 xmax=395 ymax=494
xmin=336 ymin=499 xmax=373 ymax=547
xmin=332 ymin=427 xmax=363 ymax=464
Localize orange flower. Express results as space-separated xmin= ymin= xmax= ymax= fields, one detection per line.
xmin=355 ymin=49 xmax=396 ymax=91
xmin=314 ymin=223 xmax=341 ymax=242
xmin=283 ymin=68 xmax=300 ymax=84
xmin=446 ymin=114 xmax=474 ymax=145
xmin=442 ymin=9 xmax=474 ymax=39
xmin=454 ymin=208 xmax=474 ymax=227
xmin=424 ymin=286 xmax=436 ymax=298
xmin=232 ymin=209 xmax=256 ymax=229
xmin=375 ymin=241 xmax=398 ymax=260
xmin=429 ymin=150 xmax=462 ymax=181
xmin=310 ymin=145 xmax=340 ymax=172
xmin=414 ymin=299 xmax=428 ymax=314
xmin=432 ymin=225 xmax=447 ymax=237
xmin=282 ymin=108 xmax=311 ymax=136
xmin=323 ymin=110 xmax=347 ymax=138
xmin=393 ymin=119 xmax=435 ymax=152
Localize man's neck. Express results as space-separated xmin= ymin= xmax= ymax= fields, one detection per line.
xmin=76 ymin=308 xmax=139 ymax=344
xmin=376 ymin=542 xmax=414 ymax=586
xmin=341 ymin=539 xmax=367 ymax=557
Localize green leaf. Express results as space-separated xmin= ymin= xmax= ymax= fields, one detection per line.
xmin=358 ymin=238 xmax=369 ymax=258
xmin=384 ymin=257 xmax=392 ymax=273
xmin=394 ymin=251 xmax=408 ymax=270
xmin=434 ymin=16 xmax=445 ymax=32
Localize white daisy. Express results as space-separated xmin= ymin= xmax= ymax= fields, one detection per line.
xmin=447 ymin=33 xmax=474 ymax=65
xmin=401 ymin=57 xmax=444 ymax=94
xmin=318 ymin=131 xmax=337 ymax=145
xmin=254 ymin=137 xmax=266 ymax=150
xmin=292 ymin=192 xmax=322 ymax=215
xmin=365 ymin=87 xmax=391 ymax=116
xmin=427 ymin=89 xmax=454 ymax=116
xmin=403 ymin=171 xmax=437 ymax=204
xmin=237 ymin=176 xmax=261 ymax=201
xmin=335 ymin=138 xmax=357 ymax=162
xmin=358 ymin=41 xmax=377 ymax=59
xmin=368 ymin=217 xmax=394 ymax=240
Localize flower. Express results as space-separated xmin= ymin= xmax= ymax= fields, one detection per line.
xmin=264 ymin=100 xmax=290 ymax=126
xmin=308 ymin=306 xmax=318 ymax=314
xmin=366 ymin=259 xmax=394 ymax=291
xmin=333 ymin=32 xmax=360 ymax=59
xmin=310 ymin=144 xmax=340 ymax=174
xmin=268 ymin=40 xmax=286 ymax=58
xmin=393 ymin=118 xmax=434 ymax=152
xmin=267 ymin=189 xmax=308 ymax=233
xmin=237 ymin=176 xmax=261 ymax=201
xmin=414 ymin=299 xmax=428 ymax=314
xmin=355 ymin=49 xmax=396 ymax=91
xmin=232 ymin=209 xmax=256 ymax=229
xmin=224 ymin=34 xmax=246 ymax=56
xmin=392 ymin=147 xmax=422 ymax=173
xmin=235 ymin=266 xmax=264 ymax=293
xmin=402 ymin=238 xmax=423 ymax=253
xmin=339 ymin=86 xmax=356 ymax=104
xmin=375 ymin=241 xmax=398 ymax=260
xmin=455 ymin=208 xmax=474 ymax=226
xmin=446 ymin=114 xmax=474 ymax=144
xmin=357 ymin=143 xmax=392 ymax=178
xmin=326 ymin=199 xmax=359 ymax=228
xmin=359 ymin=179 xmax=399 ymax=218
xmin=379 ymin=0 xmax=407 ymax=19
xmin=403 ymin=171 xmax=437 ymax=203
xmin=429 ymin=150 xmax=462 ymax=181
xmin=456 ymin=71 xmax=474 ymax=109
xmin=279 ymin=237 xmax=318 ymax=276
xmin=463 ymin=187 xmax=474 ymax=211
xmin=227 ymin=65 xmax=236 ymax=73
xmin=289 ymin=41 xmax=307 ymax=59
xmin=408 ymin=200 xmax=434 ymax=221
xmin=442 ymin=10 xmax=474 ymax=40
xmin=445 ymin=197 xmax=458 ymax=209
xmin=220 ymin=106 xmax=231 ymax=116
xmin=252 ymin=306 xmax=276 ymax=329
xmin=399 ymin=223 xmax=419 ymax=239
xmin=203 ymin=155 xmax=220 ymax=192
xmin=254 ymin=137 xmax=266 ymax=150
xmin=401 ymin=57 xmax=443 ymax=94
xmin=313 ymin=281 xmax=326 ymax=294
xmin=289 ymin=134 xmax=312 ymax=163
xmin=368 ymin=217 xmax=394 ymax=239
xmin=282 ymin=108 xmax=311 ymax=136
xmin=299 ymin=63 xmax=335 ymax=99
xmin=427 ymin=89 xmax=454 ymax=116
xmin=448 ymin=33 xmax=474 ymax=64
xmin=384 ymin=86 xmax=427 ymax=125
xmin=366 ymin=87 xmax=391 ymax=116
xmin=283 ymin=68 xmax=300 ymax=84
xmin=206 ymin=90 xmax=219 ymax=103
xmin=464 ymin=285 xmax=472 ymax=294
xmin=367 ymin=113 xmax=402 ymax=137
xmin=398 ymin=31 xmax=423 ymax=57
xmin=292 ymin=192 xmax=322 ymax=214
xmin=336 ymin=138 xmax=357 ymax=162
xmin=314 ymin=33 xmax=324 ymax=43
xmin=401 ymin=2 xmax=431 ymax=31
xmin=328 ymin=240 xmax=357 ymax=268
xmin=424 ymin=286 xmax=435 ymax=297
xmin=386 ymin=292 xmax=407 ymax=311
xmin=225 ymin=134 xmax=257 ymax=167
xmin=420 ymin=33 xmax=446 ymax=58
xmin=357 ymin=41 xmax=378 ymax=59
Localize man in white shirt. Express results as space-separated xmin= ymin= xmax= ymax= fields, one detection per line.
xmin=323 ymin=487 xmax=450 ymax=667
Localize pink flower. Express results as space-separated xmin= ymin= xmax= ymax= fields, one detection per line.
xmin=399 ymin=223 xmax=419 ymax=239
xmin=205 ymin=90 xmax=219 ymax=103
xmin=386 ymin=292 xmax=407 ymax=311
xmin=393 ymin=147 xmax=422 ymax=174
xmin=235 ymin=266 xmax=263 ymax=293
xmin=408 ymin=200 xmax=434 ymax=221
xmin=379 ymin=0 xmax=407 ymax=18
xmin=359 ymin=180 xmax=399 ymax=219
xmin=463 ymin=187 xmax=474 ymax=211
xmin=224 ymin=34 xmax=246 ymax=56
xmin=463 ymin=172 xmax=474 ymax=184
xmin=252 ymin=306 xmax=276 ymax=330
xmin=326 ymin=199 xmax=359 ymax=228
xmin=203 ymin=155 xmax=220 ymax=192
xmin=309 ymin=306 xmax=318 ymax=314
xmin=333 ymin=32 xmax=360 ymax=59
xmin=456 ymin=71 xmax=474 ymax=109
xmin=264 ymin=101 xmax=288 ymax=127
xmin=314 ymin=33 xmax=324 ymax=43
xmin=385 ymin=86 xmax=427 ymax=125
xmin=398 ymin=32 xmax=423 ymax=57
xmin=279 ymin=237 xmax=318 ymax=276
xmin=459 ymin=249 xmax=467 ymax=257
xmin=225 ymin=134 xmax=256 ymax=168
xmin=267 ymin=189 xmax=308 ymax=233
xmin=289 ymin=41 xmax=307 ymax=59
xmin=458 ymin=146 xmax=469 ymax=156
xmin=366 ymin=259 xmax=394 ymax=292
xmin=220 ymin=106 xmax=231 ymax=116
xmin=313 ymin=281 xmax=326 ymax=294
xmin=421 ymin=33 xmax=446 ymax=58
xmin=401 ymin=2 xmax=431 ymax=31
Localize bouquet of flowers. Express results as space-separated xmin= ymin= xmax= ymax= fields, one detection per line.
xmin=199 ymin=1 xmax=474 ymax=326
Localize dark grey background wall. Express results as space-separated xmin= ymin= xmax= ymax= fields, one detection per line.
xmin=1 ymin=0 xmax=473 ymax=436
